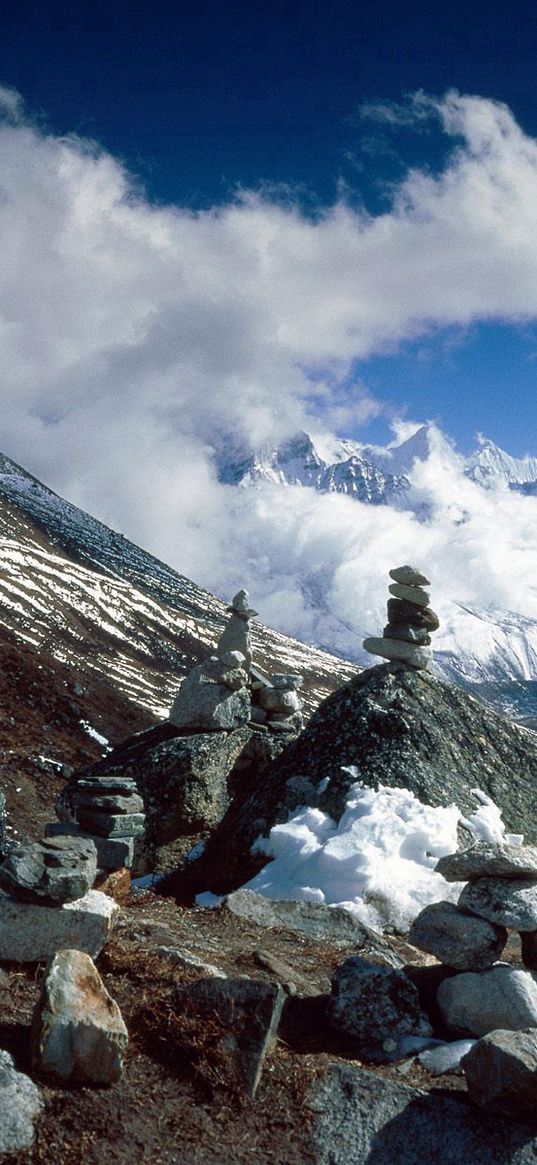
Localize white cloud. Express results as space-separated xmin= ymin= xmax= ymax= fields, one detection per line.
xmin=2 ymin=89 xmax=537 ymax=661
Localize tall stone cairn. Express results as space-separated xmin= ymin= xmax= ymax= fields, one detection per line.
xmin=363 ymin=564 xmax=439 ymax=670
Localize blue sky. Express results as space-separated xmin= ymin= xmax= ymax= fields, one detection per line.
xmin=2 ymin=0 xmax=537 ymax=458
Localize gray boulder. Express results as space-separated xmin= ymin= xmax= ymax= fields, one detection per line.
xmin=329 ymin=956 xmax=431 ymax=1061
xmin=0 ymin=1050 xmax=43 ymax=1154
xmin=31 ymin=949 xmax=128 ymax=1084
xmin=437 ymin=966 xmax=537 ymax=1036
xmin=408 ymin=901 xmax=507 ymax=971
xmin=175 ymin=977 xmax=284 ymax=1097
xmin=462 ymin=1029 xmax=537 ymax=1120
xmin=307 ymin=1061 xmax=537 ymax=1164
xmin=186 ymin=664 xmax=537 ymax=897
xmin=459 ymin=877 xmax=537 ymax=931
xmin=437 ymin=843 xmax=537 ymax=882
xmin=0 ymin=837 xmax=97 ymax=904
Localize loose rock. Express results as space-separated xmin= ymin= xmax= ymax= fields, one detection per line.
xmin=388 ymin=582 xmax=430 ymax=607
xmin=437 ymin=965 xmax=537 ymax=1036
xmin=0 ymin=837 xmax=97 ymax=904
xmin=459 ymin=876 xmax=537 ymax=931
xmin=0 ymin=888 xmax=119 ymax=961
xmin=389 ymin=566 xmax=431 ymax=586
xmin=462 ymin=1029 xmax=537 ymax=1120
xmin=409 ymin=901 xmax=507 ymax=971
xmin=31 ymin=949 xmax=128 ymax=1084
xmin=329 ymin=956 xmax=431 ymax=1060
xmin=0 ymin=1050 xmax=43 ymax=1154
xmin=437 ymin=843 xmax=537 ymax=882
xmin=362 ymin=637 xmax=432 ymax=669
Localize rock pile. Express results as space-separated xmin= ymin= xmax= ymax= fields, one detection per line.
xmin=363 ymin=564 xmax=440 ymax=670
xmin=409 ymin=841 xmax=537 ymax=1118
xmin=251 ymin=672 xmax=304 ymax=734
xmin=0 ymin=834 xmax=118 ymax=961
xmin=48 ymin=771 xmax=146 ymax=877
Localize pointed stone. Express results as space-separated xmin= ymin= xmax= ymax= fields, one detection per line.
xmin=31 ymin=949 xmax=128 ymax=1084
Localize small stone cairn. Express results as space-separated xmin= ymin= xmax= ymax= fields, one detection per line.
xmin=410 ymin=842 xmax=537 ymax=975
xmin=47 ymin=771 xmax=146 ymax=878
xmin=169 ymin=588 xmax=304 ymax=735
xmin=363 ymin=564 xmax=440 ymax=670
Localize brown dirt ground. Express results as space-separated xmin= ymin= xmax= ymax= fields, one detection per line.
xmin=1 ymin=888 xmax=521 ymax=1165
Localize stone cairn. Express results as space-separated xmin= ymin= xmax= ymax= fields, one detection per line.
xmin=363 ymin=564 xmax=440 ymax=670
xmin=46 ymin=770 xmax=146 ymax=880
xmin=410 ymin=841 xmax=537 ymax=975
xmin=169 ymin=588 xmax=304 ymax=736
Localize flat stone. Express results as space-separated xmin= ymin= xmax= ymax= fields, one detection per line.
xmin=0 ymin=1050 xmax=43 ymax=1154
xmin=223 ymin=890 xmax=404 ymax=963
xmin=388 ymin=582 xmax=431 ymax=607
xmin=383 ymin=623 xmax=431 ymax=645
xmin=387 ymin=598 xmax=440 ymax=630
xmin=437 ymin=966 xmax=537 ymax=1036
xmin=0 ymin=837 xmax=97 ymax=904
xmin=437 ymin=843 xmax=537 ymax=882
xmin=0 ymin=889 xmax=119 ymax=961
xmin=462 ymin=1029 xmax=537 ymax=1120
xmin=76 ymin=776 xmax=139 ymax=792
xmin=409 ymin=901 xmax=507 ymax=971
xmin=31 ymin=949 xmax=128 ymax=1084
xmin=459 ymin=877 xmax=537 ymax=931
xmin=329 ymin=957 xmax=431 ymax=1061
xmin=175 ymin=977 xmax=284 ymax=1097
xmin=155 ymin=946 xmax=227 ymax=978
xmin=76 ymin=810 xmax=146 ymax=838
xmin=389 ymin=566 xmax=431 ymax=586
xmin=45 ymin=823 xmax=134 ymax=870
xmin=307 ymin=1061 xmax=537 ymax=1165
xmin=69 ymin=791 xmax=145 ymax=814
xmin=363 ymin=637 xmax=432 ymax=670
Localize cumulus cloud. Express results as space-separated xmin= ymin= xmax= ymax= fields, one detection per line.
xmin=2 ymin=88 xmax=537 ymax=662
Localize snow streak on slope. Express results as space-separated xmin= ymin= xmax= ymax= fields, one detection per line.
xmin=0 ymin=459 xmax=357 ymax=718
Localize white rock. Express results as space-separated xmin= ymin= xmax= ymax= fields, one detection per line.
xmin=418 ymin=1040 xmax=476 ymax=1076
xmin=31 ymin=949 xmax=128 ymax=1084
xmin=0 ymin=889 xmax=119 ymax=961
xmin=437 ymin=965 xmax=537 ymax=1037
xmin=0 ymin=1050 xmax=43 ymax=1153
xmin=362 ymin=637 xmax=432 ymax=669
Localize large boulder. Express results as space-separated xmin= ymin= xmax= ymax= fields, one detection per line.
xmin=307 ymin=1062 xmax=537 ymax=1164
xmin=31 ymin=949 xmax=128 ymax=1085
xmin=83 ymin=723 xmax=287 ymax=873
xmin=176 ymin=663 xmax=537 ymax=896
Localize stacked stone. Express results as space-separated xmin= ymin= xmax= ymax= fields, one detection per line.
xmin=363 ymin=564 xmax=440 ymax=670
xmin=251 ymin=673 xmax=304 ymax=734
xmin=46 ymin=772 xmax=146 ymax=876
xmin=0 ymin=834 xmax=118 ymax=961
xmin=169 ymin=650 xmax=251 ymax=732
xmin=410 ymin=842 xmax=537 ymax=976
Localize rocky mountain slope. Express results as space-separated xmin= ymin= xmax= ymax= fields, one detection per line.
xmin=0 ymin=452 xmax=356 ymax=844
